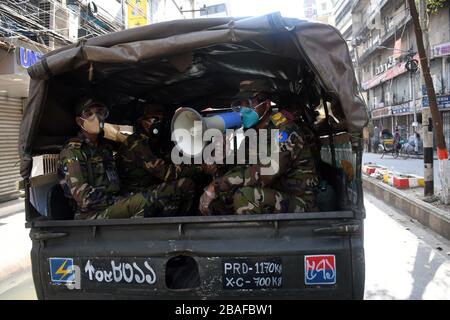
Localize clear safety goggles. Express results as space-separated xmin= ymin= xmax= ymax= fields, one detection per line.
xmin=81 ymin=106 xmax=109 ymax=121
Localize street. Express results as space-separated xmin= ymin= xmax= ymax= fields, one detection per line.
xmin=363 ymin=152 xmax=442 ymax=189
xmin=0 ymin=192 xmax=449 ymax=300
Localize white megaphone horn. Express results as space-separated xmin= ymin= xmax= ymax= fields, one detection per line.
xmin=171 ymin=107 xmax=242 ymax=158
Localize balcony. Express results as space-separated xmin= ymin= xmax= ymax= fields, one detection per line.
xmin=379 ymin=12 xmax=411 ymax=47
xmin=357 ymin=13 xmax=411 ymax=64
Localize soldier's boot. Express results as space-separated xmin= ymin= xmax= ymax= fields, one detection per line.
xmin=143 ymin=177 xmax=195 ymax=217
xmin=96 ymin=193 xmax=147 ymax=219
xmin=233 ymin=186 xmax=308 ymax=215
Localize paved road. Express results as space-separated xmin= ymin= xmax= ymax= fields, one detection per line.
xmin=363 ymin=152 xmax=442 ymax=189
xmin=0 ymin=193 xmax=449 ymax=300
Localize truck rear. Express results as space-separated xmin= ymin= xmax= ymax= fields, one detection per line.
xmin=19 ymin=13 xmax=368 ymax=299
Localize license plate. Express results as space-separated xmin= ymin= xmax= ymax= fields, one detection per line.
xmin=222 ymin=257 xmax=282 ymax=290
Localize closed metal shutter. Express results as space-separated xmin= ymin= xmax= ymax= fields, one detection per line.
xmin=0 ymin=95 xmax=23 ymax=202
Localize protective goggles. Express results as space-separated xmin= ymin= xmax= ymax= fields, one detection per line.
xmin=80 ymin=105 xmax=109 ymax=121
xmin=142 ymin=114 xmax=164 ymax=124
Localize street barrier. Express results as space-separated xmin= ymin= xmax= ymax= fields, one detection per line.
xmin=363 ymin=162 xmax=424 ymax=189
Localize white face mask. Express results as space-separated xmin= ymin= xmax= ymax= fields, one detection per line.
xmin=81 ymin=115 xmax=100 ymax=134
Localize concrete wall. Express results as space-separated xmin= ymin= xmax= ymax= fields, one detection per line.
xmin=428 ymin=3 xmax=450 ymax=49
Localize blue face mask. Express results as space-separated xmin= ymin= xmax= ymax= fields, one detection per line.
xmin=239 ymin=107 xmax=260 ymax=129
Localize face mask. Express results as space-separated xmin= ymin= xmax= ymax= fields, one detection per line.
xmin=81 ymin=115 xmax=100 ymax=134
xmin=239 ymin=107 xmax=260 ymax=129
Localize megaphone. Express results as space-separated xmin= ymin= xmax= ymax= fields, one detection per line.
xmin=171 ymin=107 xmax=242 ymax=158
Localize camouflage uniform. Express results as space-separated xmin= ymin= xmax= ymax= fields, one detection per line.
xmin=210 ymin=110 xmax=319 ymax=215
xmin=116 ymin=132 xmax=201 ymax=193
xmin=59 ymin=133 xmax=195 ymax=219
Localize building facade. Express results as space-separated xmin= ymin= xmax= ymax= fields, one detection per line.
xmin=0 ymin=0 xmax=127 ymax=202
xmin=351 ymin=0 xmax=450 ymax=150
xmin=332 ymin=0 xmax=355 ymax=68
xmin=304 ymin=0 xmax=336 ymax=24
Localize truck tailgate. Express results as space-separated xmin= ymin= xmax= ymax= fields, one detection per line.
xmin=28 ymin=211 xmax=364 ymax=299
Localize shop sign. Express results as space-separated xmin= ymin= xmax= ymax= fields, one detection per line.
xmin=127 ymin=0 xmax=148 ymax=28
xmin=422 ymin=94 xmax=450 ymax=110
xmin=362 ymin=54 xmax=419 ymax=90
xmin=432 ymin=42 xmax=450 ymax=58
xmin=392 ymin=102 xmax=411 ymax=114
xmin=391 ymin=101 xmax=422 ymax=115
xmin=371 ymin=106 xmax=392 ymax=118
xmin=375 ymin=56 xmax=396 ymax=75
xmin=18 ymin=47 xmax=43 ymax=68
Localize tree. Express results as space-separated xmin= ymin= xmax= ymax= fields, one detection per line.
xmin=408 ymin=0 xmax=450 ymax=204
xmin=426 ymin=0 xmax=449 ymax=14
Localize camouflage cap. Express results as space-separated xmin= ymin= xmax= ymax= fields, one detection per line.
xmin=74 ymin=98 xmax=108 ymax=116
xmin=139 ymin=104 xmax=166 ymax=119
xmin=233 ymin=79 xmax=273 ymax=100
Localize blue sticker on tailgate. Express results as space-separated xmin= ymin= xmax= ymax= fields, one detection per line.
xmin=49 ymin=258 xmax=75 ymax=283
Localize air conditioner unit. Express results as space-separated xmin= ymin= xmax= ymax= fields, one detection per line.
xmin=37 ymin=1 xmax=71 ymax=49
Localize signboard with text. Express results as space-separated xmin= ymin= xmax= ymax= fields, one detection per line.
xmin=18 ymin=47 xmax=43 ymax=69
xmin=422 ymin=95 xmax=450 ymax=110
xmin=362 ymin=54 xmax=419 ymax=91
xmin=391 ymin=101 xmax=422 ymax=115
xmin=371 ymin=106 xmax=392 ymax=118
xmin=127 ymin=0 xmax=148 ymax=28
xmin=432 ymin=42 xmax=450 ymax=58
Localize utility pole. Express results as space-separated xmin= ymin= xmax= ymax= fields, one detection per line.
xmin=408 ymin=0 xmax=450 ymax=203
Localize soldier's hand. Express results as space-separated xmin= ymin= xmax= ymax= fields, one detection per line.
xmin=103 ymin=123 xmax=127 ymax=143
xmin=199 ymin=184 xmax=216 ymax=215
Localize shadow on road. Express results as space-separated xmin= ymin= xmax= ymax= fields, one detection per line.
xmin=408 ymin=243 xmax=443 ymax=300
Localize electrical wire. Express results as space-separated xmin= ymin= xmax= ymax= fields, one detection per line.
xmin=1 ymin=0 xmax=129 ymax=48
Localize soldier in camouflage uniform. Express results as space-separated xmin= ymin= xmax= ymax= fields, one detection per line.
xmin=114 ymin=104 xmax=210 ymax=194
xmin=59 ymin=98 xmax=195 ymax=219
xmin=199 ymin=90 xmax=319 ymax=215
xmin=115 ymin=104 xmax=216 ymax=198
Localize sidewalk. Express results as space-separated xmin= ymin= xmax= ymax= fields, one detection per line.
xmin=0 ymin=199 xmax=31 ymax=285
xmin=363 ymin=176 xmax=450 ymax=241
xmin=0 ymin=198 xmax=24 ymax=219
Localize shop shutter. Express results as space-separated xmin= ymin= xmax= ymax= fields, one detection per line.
xmin=0 ymin=95 xmax=23 ymax=202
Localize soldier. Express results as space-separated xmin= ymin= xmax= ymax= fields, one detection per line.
xmin=199 ymin=89 xmax=320 ymax=215
xmin=114 ymin=104 xmax=216 ymax=194
xmin=59 ymin=98 xmax=195 ymax=219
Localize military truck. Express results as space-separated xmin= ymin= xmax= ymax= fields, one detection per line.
xmin=19 ymin=13 xmax=368 ymax=299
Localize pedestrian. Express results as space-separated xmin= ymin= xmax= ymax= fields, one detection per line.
xmin=372 ymin=126 xmax=380 ymax=153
